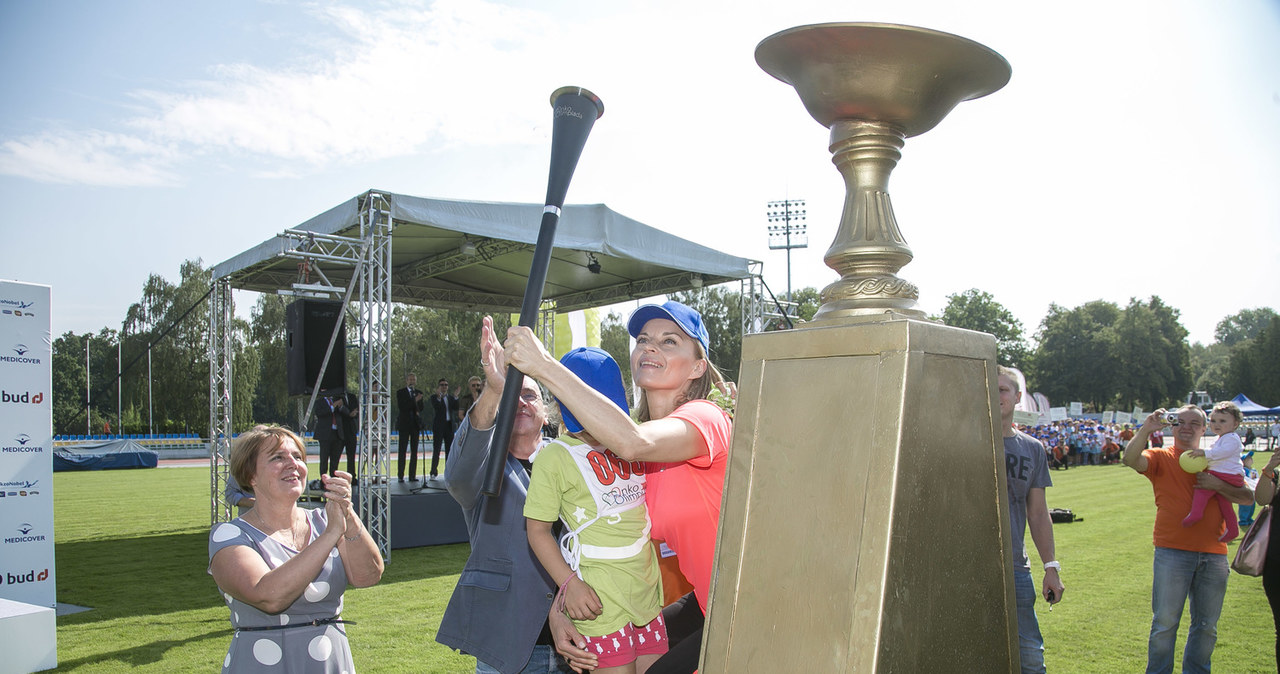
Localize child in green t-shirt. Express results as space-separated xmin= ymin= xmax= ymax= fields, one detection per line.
xmin=524 ymin=347 xmax=666 ymax=674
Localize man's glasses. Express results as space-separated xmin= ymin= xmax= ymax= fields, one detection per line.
xmin=519 ymin=392 xmax=541 ymax=404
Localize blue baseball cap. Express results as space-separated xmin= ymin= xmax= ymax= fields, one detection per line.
xmin=626 ymin=301 xmax=711 ymax=356
xmin=558 ymin=347 xmax=629 ymax=434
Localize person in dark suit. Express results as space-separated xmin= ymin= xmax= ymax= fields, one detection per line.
xmin=313 ymin=393 xmax=347 ymax=479
xmin=396 ymin=374 xmax=424 ymax=482
xmin=339 ymin=389 xmax=360 ymax=478
xmin=428 ymin=378 xmax=459 ymax=479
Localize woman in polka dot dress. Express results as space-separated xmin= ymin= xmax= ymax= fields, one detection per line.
xmin=209 ymin=425 xmax=384 ymax=673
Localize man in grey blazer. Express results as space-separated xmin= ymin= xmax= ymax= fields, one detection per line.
xmin=436 ymin=317 xmax=594 ymax=674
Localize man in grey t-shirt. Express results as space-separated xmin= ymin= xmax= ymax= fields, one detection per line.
xmin=998 ymin=366 xmax=1065 ymax=673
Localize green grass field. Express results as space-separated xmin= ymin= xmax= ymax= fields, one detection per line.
xmin=50 ymin=457 xmax=1276 ymax=672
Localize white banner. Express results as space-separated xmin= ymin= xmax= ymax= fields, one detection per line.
xmin=1049 ymin=407 xmax=1068 ymax=422
xmin=1069 ymin=402 xmax=1083 ymax=417
xmin=1102 ymin=410 xmax=1115 ymax=424
xmin=1012 ymin=410 xmax=1041 ymax=427
xmin=1116 ymin=412 xmax=1133 ymax=425
xmin=0 ymin=281 xmax=55 ymax=609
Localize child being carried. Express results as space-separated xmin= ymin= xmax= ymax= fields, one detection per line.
xmin=524 ymin=347 xmax=666 ymax=674
xmin=1182 ymin=401 xmax=1247 ymax=542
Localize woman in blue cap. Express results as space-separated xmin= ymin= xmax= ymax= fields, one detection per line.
xmin=506 ymin=300 xmax=733 ymax=674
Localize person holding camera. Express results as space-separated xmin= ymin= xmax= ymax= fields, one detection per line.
xmin=1122 ymin=405 xmax=1254 ymax=673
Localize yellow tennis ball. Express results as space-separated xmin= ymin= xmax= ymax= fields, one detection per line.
xmin=1179 ymin=452 xmax=1209 ymax=474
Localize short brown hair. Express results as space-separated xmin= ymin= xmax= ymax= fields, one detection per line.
xmin=1212 ymin=401 xmax=1243 ymax=426
xmin=997 ymin=365 xmax=1021 ymax=394
xmin=229 ymin=425 xmax=306 ymax=493
xmin=1176 ymin=404 xmax=1208 ymax=425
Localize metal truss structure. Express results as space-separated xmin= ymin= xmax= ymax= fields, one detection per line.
xmin=353 ymin=193 xmax=393 ymax=559
xmin=740 ymin=262 xmax=795 ymax=335
xmin=534 ymin=302 xmax=556 ymax=351
xmin=210 ymin=193 xmax=397 ymax=559
xmin=209 ymin=278 xmax=234 ymax=523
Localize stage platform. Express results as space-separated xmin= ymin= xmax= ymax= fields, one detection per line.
xmin=386 ymin=478 xmax=469 ymax=550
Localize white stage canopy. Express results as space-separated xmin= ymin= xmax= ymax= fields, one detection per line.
xmin=213 ymin=190 xmax=756 ymax=311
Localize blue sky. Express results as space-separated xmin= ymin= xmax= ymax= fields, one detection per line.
xmin=1 ymin=0 xmax=1277 ymax=346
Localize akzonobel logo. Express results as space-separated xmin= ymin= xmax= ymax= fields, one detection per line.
xmin=0 ymin=298 xmax=37 ymax=319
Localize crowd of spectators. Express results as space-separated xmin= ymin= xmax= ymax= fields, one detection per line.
xmin=1019 ymin=417 xmax=1271 ymax=471
xmin=1018 ymin=419 xmax=1136 ymax=469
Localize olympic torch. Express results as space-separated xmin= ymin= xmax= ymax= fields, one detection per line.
xmin=481 ymin=86 xmax=604 ymax=497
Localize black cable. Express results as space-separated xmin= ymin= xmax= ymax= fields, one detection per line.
xmin=69 ymin=283 xmax=216 ymax=430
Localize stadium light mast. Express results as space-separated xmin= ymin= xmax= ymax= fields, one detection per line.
xmin=766 ymin=199 xmax=808 ymax=301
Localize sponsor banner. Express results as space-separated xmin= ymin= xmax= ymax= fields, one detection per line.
xmin=1012 ymin=410 xmax=1040 ymax=426
xmin=0 ymin=504 xmax=55 ymax=607
xmin=0 ymin=280 xmax=54 ymax=609
xmin=0 ymin=430 xmax=46 ymax=455
xmin=0 ymin=342 xmax=45 ymax=366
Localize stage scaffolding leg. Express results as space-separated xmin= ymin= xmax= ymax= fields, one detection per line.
xmin=536 ymin=302 xmax=556 ymax=351
xmin=357 ymin=192 xmax=393 ymax=560
xmin=742 ymin=261 xmax=766 ymax=336
xmin=209 ymin=277 xmax=234 ymax=524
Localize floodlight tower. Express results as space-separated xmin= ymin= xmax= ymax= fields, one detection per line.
xmin=766 ymin=199 xmax=808 ymax=301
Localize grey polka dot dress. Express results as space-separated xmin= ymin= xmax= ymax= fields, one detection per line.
xmin=208 ymin=509 xmax=355 ymax=673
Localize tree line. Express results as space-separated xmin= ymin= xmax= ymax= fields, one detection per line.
xmin=51 ymin=260 xmax=1277 ymax=436
xmin=939 ymin=288 xmax=1278 ymax=412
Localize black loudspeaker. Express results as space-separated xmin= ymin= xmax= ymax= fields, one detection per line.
xmin=286 ymin=299 xmax=346 ymax=396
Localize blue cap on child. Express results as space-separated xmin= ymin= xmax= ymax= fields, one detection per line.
xmin=557 ymin=346 xmax=630 ymax=434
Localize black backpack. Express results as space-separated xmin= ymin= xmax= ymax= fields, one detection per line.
xmin=1050 ymin=508 xmax=1081 ymax=523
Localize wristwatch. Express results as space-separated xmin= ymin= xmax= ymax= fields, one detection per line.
xmin=1044 ymin=561 xmax=1061 ymax=572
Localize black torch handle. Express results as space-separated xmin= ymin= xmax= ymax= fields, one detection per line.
xmin=481 ymin=87 xmax=603 ymax=497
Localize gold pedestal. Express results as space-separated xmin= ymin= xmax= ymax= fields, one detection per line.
xmin=701 ymin=318 xmax=1017 ymax=672
xmin=699 ymin=22 xmax=1016 ymax=671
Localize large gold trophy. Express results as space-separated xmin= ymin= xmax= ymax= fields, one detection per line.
xmin=701 ymin=24 xmax=1018 ymax=672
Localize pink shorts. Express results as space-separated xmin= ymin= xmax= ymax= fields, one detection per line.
xmin=581 ymin=613 xmax=669 ymax=668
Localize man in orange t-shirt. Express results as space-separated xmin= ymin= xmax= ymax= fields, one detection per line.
xmin=1123 ymin=405 xmax=1254 ymax=674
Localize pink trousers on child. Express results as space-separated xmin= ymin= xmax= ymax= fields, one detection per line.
xmin=1183 ymin=470 xmax=1245 ymax=542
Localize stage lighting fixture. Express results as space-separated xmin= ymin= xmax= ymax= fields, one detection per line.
xmin=587 ymin=253 xmax=601 ymax=274
xmin=460 ymin=239 xmax=478 ymax=256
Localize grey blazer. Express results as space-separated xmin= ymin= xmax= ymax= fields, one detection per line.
xmin=436 ymin=419 xmax=557 ymax=674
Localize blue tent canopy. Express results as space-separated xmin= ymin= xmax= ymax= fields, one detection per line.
xmin=1229 ymin=394 xmax=1279 ymax=416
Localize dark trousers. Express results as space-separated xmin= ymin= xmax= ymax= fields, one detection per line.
xmin=430 ymin=425 xmax=455 ymax=477
xmin=318 ymin=432 xmax=343 ymax=477
xmin=398 ymin=428 xmax=418 ymax=479
xmin=343 ymin=435 xmax=357 ymax=478
xmin=647 ymin=592 xmax=704 ymax=674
